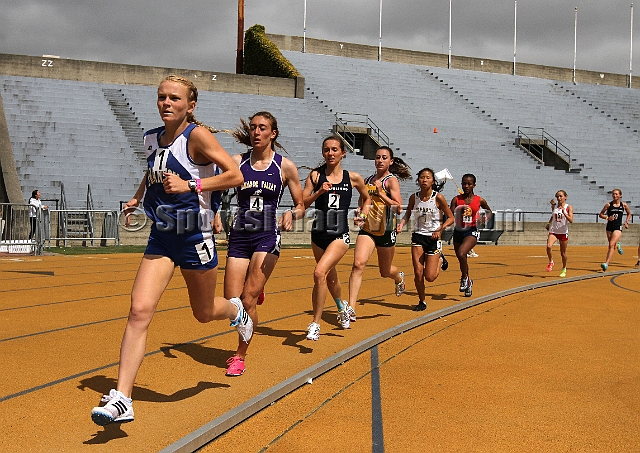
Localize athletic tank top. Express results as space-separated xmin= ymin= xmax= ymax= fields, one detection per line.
xmin=453 ymin=194 xmax=481 ymax=230
xmin=143 ymin=123 xmax=220 ymax=229
xmin=413 ymin=191 xmax=441 ymax=236
xmin=362 ymin=174 xmax=397 ymax=236
xmin=550 ymin=205 xmax=570 ymax=235
xmin=606 ymin=202 xmax=625 ymax=230
xmin=312 ymin=169 xmax=352 ymax=235
xmin=234 ymin=151 xmax=285 ymax=232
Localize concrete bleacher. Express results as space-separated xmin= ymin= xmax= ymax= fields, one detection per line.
xmin=424 ymin=67 xmax=640 ymax=209
xmin=0 ymin=76 xmax=146 ymax=208
xmin=0 ymin=76 xmax=339 ymax=209
xmin=283 ymin=51 xmax=631 ymax=216
xmin=2 ymin=51 xmax=637 ymax=217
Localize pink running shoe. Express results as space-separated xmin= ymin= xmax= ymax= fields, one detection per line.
xmin=257 ymin=289 xmax=265 ymax=305
xmin=225 ymin=356 xmax=245 ymax=376
xmin=546 ymin=261 xmax=554 ymax=272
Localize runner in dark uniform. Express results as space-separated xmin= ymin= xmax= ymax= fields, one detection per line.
xmin=303 ymin=135 xmax=370 ymax=341
xmin=598 ymin=188 xmax=631 ymax=271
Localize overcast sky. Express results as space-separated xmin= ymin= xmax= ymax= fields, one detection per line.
xmin=0 ymin=0 xmax=636 ymax=75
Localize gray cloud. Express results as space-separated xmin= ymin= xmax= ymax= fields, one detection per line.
xmin=0 ymin=0 xmax=636 ymax=75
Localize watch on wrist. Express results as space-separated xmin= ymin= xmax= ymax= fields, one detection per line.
xmin=188 ymin=179 xmax=197 ymax=193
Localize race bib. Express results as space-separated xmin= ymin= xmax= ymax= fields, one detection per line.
xmin=250 ymin=195 xmax=264 ymax=212
xmin=328 ymin=193 xmax=340 ymax=210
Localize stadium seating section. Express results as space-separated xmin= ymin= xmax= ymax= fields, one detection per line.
xmin=2 ymin=50 xmax=638 ymax=217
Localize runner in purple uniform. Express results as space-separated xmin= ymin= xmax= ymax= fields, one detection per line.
xmin=223 ymin=112 xmax=304 ymax=376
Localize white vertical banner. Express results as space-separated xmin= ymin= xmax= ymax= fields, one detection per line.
xmin=303 ymin=0 xmax=307 ymax=53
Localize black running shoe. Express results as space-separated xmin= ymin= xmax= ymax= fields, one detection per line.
xmin=440 ymin=253 xmax=448 ymax=271
xmin=413 ymin=301 xmax=427 ymax=311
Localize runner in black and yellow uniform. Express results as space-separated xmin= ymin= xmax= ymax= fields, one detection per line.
xmin=346 ymin=146 xmax=412 ymax=323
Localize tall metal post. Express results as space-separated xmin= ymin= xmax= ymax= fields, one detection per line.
xmin=448 ymin=0 xmax=452 ymax=69
xmin=236 ymin=0 xmax=244 ymax=74
xmin=513 ymin=0 xmax=517 ymax=75
xmin=378 ymin=0 xmax=382 ymax=61
xmin=303 ymin=0 xmax=307 ymax=53
xmin=573 ymin=7 xmax=578 ymax=85
xmin=630 ymin=3 xmax=634 ymax=87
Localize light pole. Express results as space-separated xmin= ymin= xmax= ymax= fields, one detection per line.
xmin=378 ymin=0 xmax=383 ymax=61
xmin=236 ymin=0 xmax=244 ymax=74
xmin=630 ymin=3 xmax=634 ymax=87
xmin=513 ymin=0 xmax=517 ymax=75
xmin=303 ymin=0 xmax=307 ymax=53
xmin=573 ymin=7 xmax=578 ymax=85
xmin=448 ymin=0 xmax=452 ymax=69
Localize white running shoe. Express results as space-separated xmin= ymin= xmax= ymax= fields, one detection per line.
xmin=395 ymin=271 xmax=406 ymax=297
xmin=91 ymin=389 xmax=134 ymax=426
xmin=230 ymin=297 xmax=253 ymax=343
xmin=337 ymin=310 xmax=351 ymax=329
xmin=467 ymin=250 xmax=479 ymax=258
xmin=346 ymin=305 xmax=356 ymax=322
xmin=306 ymin=322 xmax=320 ymax=341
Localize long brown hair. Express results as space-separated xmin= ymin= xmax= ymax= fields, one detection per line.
xmin=231 ymin=111 xmax=286 ymax=153
xmin=377 ymin=146 xmax=411 ymax=181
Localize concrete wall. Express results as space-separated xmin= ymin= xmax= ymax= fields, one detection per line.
xmin=0 ymin=53 xmax=304 ymax=98
xmin=115 ymin=218 xmax=639 ymax=248
xmin=269 ymin=34 xmax=633 ymax=89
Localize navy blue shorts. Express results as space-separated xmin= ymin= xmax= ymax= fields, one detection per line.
xmin=145 ymin=224 xmax=218 ymax=270
xmin=227 ymin=228 xmax=281 ymax=259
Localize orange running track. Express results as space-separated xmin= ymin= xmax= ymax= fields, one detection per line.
xmin=0 ymin=245 xmax=638 ymax=452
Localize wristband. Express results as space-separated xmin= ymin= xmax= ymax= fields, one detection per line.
xmin=196 ymin=178 xmax=202 ymax=194
xmin=359 ymin=213 xmax=367 ymax=220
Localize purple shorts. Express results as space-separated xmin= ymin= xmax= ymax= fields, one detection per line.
xmin=227 ymin=228 xmax=282 ymax=259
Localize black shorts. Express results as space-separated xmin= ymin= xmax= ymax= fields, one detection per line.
xmin=358 ymin=229 xmax=396 ymax=248
xmin=411 ymin=232 xmax=442 ymax=255
xmin=311 ymin=231 xmax=350 ymax=250
xmin=452 ymin=226 xmax=480 ymax=244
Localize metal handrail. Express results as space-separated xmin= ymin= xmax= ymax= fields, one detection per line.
xmin=333 ymin=116 xmax=357 ymax=152
xmin=517 ymin=126 xmax=571 ymax=167
xmin=86 ymin=184 xmax=95 ymax=246
xmin=44 ymin=208 xmax=119 ymax=248
xmin=335 ymin=112 xmax=391 ymax=148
